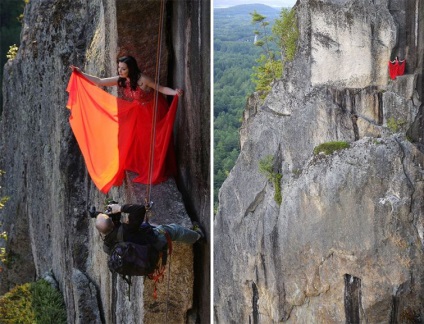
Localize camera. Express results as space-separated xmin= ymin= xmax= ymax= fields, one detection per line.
xmin=88 ymin=200 xmax=119 ymax=218
xmin=88 ymin=206 xmax=100 ymax=218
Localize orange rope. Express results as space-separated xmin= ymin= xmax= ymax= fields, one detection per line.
xmin=146 ymin=0 xmax=165 ymax=206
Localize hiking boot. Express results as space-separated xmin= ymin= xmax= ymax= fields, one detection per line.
xmin=191 ymin=222 xmax=205 ymax=242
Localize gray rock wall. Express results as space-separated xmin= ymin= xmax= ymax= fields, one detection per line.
xmin=215 ymin=0 xmax=424 ymax=322
xmin=171 ymin=1 xmax=211 ymax=321
xmin=0 ymin=0 xmax=210 ymax=323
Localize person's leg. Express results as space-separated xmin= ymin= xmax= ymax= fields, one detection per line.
xmin=155 ymin=224 xmax=200 ymax=244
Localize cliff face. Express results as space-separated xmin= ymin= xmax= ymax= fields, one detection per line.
xmin=0 ymin=0 xmax=210 ymax=323
xmin=215 ymin=0 xmax=424 ymax=322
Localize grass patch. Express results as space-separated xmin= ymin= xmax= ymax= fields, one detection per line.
xmin=259 ymin=155 xmax=282 ymax=205
xmin=313 ymin=141 xmax=350 ymax=156
xmin=0 ymin=279 xmax=67 ymax=323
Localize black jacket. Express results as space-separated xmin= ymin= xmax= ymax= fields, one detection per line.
xmin=103 ymin=204 xmax=149 ymax=254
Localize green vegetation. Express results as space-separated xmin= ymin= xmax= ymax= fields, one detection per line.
xmin=214 ymin=5 xmax=297 ymax=210
xmin=6 ymin=44 xmax=19 ymax=60
xmin=31 ymin=280 xmax=67 ymax=323
xmin=251 ymin=7 xmax=298 ymax=96
xmin=1 ymin=0 xmax=27 ymax=113
xmin=0 ymin=283 xmax=35 ymax=322
xmin=250 ymin=10 xmax=282 ymax=95
xmin=214 ymin=5 xmax=273 ymax=208
xmin=313 ymin=141 xmax=350 ymax=155
xmin=273 ymin=8 xmax=299 ymax=62
xmin=0 ymin=279 xmax=67 ymax=323
xmin=0 ymin=170 xmax=9 ymax=272
xmin=0 ymin=229 xmax=7 ymax=269
xmin=387 ymin=117 xmax=406 ymax=133
xmin=259 ymin=155 xmax=282 ymax=205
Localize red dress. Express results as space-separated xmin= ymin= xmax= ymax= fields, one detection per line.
xmin=388 ymin=59 xmax=406 ymax=80
xmin=66 ymin=72 xmax=178 ymax=193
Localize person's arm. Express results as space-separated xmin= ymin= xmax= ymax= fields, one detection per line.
xmin=140 ymin=75 xmax=183 ymax=96
xmin=70 ymin=65 xmax=119 ymax=87
xmin=102 ymin=227 xmax=119 ymax=254
xmin=120 ymin=204 xmax=146 ymax=229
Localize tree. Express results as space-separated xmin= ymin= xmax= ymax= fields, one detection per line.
xmin=272 ymin=8 xmax=299 ymax=63
xmin=250 ymin=7 xmax=299 ymax=96
xmin=250 ymin=10 xmax=282 ymax=95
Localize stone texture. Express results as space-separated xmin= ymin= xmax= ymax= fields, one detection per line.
xmin=171 ymin=1 xmax=211 ymax=321
xmin=309 ymin=0 xmax=395 ymax=88
xmin=215 ymin=0 xmax=424 ymax=322
xmin=0 ymin=0 xmax=210 ymax=323
xmin=72 ymin=269 xmax=102 ymax=324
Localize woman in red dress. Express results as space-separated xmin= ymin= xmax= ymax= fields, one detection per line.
xmin=68 ymin=56 xmax=182 ymax=193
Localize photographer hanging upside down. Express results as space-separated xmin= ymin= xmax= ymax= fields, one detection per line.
xmin=94 ymin=203 xmax=204 ymax=255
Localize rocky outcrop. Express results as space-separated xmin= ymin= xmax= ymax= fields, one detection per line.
xmin=0 ymin=0 xmax=209 ymax=323
xmin=215 ymin=0 xmax=423 ymax=322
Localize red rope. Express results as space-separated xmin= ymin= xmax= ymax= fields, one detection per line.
xmin=147 ymin=231 xmax=173 ymax=300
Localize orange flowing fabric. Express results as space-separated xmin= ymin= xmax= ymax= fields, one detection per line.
xmin=66 ymin=72 xmax=178 ymax=193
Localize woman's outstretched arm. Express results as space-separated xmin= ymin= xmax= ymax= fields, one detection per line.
xmin=70 ymin=66 xmax=119 ymax=87
xmin=140 ymin=74 xmax=183 ymax=96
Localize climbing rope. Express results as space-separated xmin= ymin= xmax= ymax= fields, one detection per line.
xmin=145 ymin=0 xmax=166 ymax=211
xmin=143 ymin=0 xmax=173 ymax=320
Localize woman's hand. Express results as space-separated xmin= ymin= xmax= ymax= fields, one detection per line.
xmin=175 ymin=88 xmax=184 ymax=97
xmin=69 ymin=65 xmax=81 ymax=73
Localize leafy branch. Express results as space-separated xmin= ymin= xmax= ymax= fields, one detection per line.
xmin=250 ymin=7 xmax=299 ymax=97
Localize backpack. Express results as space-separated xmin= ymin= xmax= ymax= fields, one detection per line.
xmin=108 ymin=241 xmax=159 ymax=276
xmin=107 ymin=223 xmax=164 ymax=277
xmin=107 ymin=223 xmax=172 ymax=299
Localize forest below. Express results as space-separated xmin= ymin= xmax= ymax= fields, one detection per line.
xmin=214 ymin=4 xmax=279 ymax=208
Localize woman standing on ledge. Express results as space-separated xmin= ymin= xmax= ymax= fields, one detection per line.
xmin=67 ymin=56 xmax=183 ymax=193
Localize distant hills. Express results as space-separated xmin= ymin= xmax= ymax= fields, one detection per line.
xmin=214 ymin=4 xmax=280 ymax=42
xmin=214 ymin=0 xmax=296 ymax=10
xmin=214 ymin=4 xmax=280 ymax=18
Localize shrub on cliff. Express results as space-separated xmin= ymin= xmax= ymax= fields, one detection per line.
xmin=259 ymin=155 xmax=282 ymax=205
xmin=0 ymin=279 xmax=67 ymax=323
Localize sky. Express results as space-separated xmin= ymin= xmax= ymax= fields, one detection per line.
xmin=213 ymin=0 xmax=297 ymax=8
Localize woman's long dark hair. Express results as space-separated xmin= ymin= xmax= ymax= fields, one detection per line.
xmin=117 ymin=56 xmax=141 ymax=90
